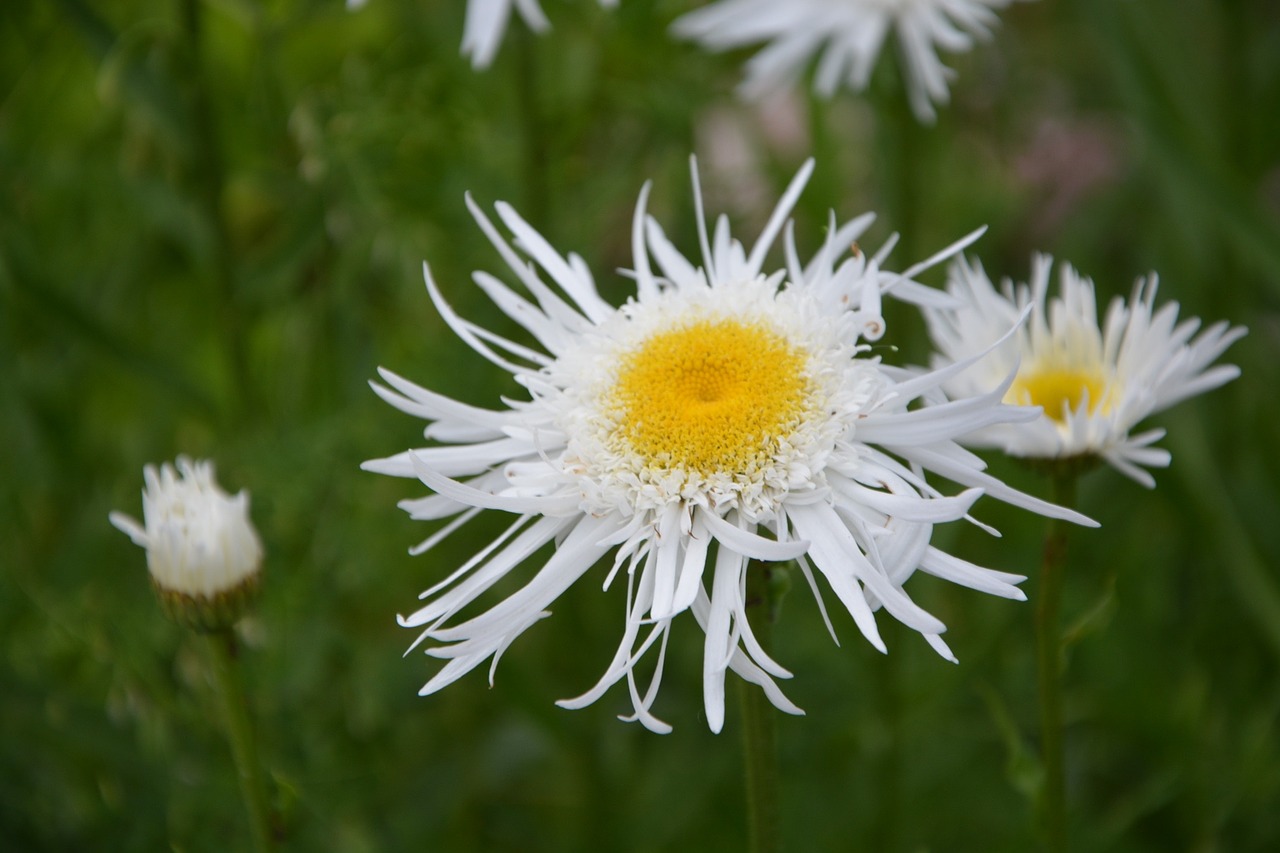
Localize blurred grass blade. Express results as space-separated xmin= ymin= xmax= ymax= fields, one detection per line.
xmin=0 ymin=244 xmax=217 ymax=416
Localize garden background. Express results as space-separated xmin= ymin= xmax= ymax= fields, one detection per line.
xmin=3 ymin=0 xmax=1279 ymax=850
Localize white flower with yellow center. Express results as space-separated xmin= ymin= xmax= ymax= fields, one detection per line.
xmin=673 ymin=0 xmax=1020 ymax=122
xmin=924 ymin=254 xmax=1246 ymax=485
xmin=365 ymin=161 xmax=1091 ymax=732
xmin=462 ymin=0 xmax=618 ymax=69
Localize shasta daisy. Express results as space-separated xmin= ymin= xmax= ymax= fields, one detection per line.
xmin=365 ymin=160 xmax=1092 ymax=732
xmin=673 ymin=0 xmax=1020 ymax=123
xmin=923 ymin=254 xmax=1246 ymax=485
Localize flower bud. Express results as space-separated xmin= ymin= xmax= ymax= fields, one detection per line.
xmin=110 ymin=456 xmax=263 ymax=632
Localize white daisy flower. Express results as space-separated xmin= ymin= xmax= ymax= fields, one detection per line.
xmin=110 ymin=457 xmax=263 ymax=630
xmin=923 ymin=254 xmax=1247 ymax=486
xmin=462 ymin=0 xmax=618 ymax=69
xmin=365 ymin=160 xmax=1091 ymax=733
xmin=672 ymin=0 xmax=1019 ymax=123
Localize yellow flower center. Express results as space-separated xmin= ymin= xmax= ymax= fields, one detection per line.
xmin=1008 ymin=365 xmax=1110 ymax=423
xmin=609 ymin=319 xmax=812 ymax=475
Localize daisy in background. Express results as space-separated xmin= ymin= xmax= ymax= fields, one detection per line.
xmin=364 ymin=159 xmax=1093 ymax=733
xmin=923 ymin=254 xmax=1246 ymax=485
xmin=346 ymin=0 xmax=617 ymax=68
xmin=462 ymin=0 xmax=618 ymax=68
xmin=924 ymin=257 xmax=1244 ymax=853
xmin=672 ymin=0 xmax=1020 ymax=123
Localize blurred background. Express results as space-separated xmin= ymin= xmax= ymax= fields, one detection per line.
xmin=3 ymin=0 xmax=1278 ymax=850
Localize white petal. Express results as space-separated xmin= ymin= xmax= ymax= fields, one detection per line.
xmin=701 ymin=510 xmax=810 ymax=562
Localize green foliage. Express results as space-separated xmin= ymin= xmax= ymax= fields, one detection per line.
xmin=2 ymin=0 xmax=1278 ymax=850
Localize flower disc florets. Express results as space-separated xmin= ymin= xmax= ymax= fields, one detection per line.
xmin=553 ymin=277 xmax=877 ymax=520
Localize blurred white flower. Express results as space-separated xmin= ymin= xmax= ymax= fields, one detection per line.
xmin=366 ymin=159 xmax=1090 ymax=733
xmin=463 ymin=0 xmax=618 ymax=69
xmin=673 ymin=0 xmax=1019 ymax=123
xmin=111 ymin=457 xmax=263 ymax=627
xmin=923 ymin=255 xmax=1246 ymax=485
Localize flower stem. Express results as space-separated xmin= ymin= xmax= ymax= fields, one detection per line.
xmin=177 ymin=0 xmax=253 ymax=423
xmin=513 ymin=22 xmax=550 ymax=229
xmin=870 ymin=61 xmax=927 ymax=361
xmin=1036 ymin=474 xmax=1077 ymax=853
xmin=871 ymin=649 xmax=903 ymax=852
xmin=804 ymin=92 xmax=842 ymax=224
xmin=738 ymin=561 xmax=780 ymax=853
xmin=207 ymin=629 xmax=274 ymax=853
xmin=873 ymin=67 xmax=923 ymax=264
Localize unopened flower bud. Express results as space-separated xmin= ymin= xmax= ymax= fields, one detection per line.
xmin=110 ymin=456 xmax=263 ymax=632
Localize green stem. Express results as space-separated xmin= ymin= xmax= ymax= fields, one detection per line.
xmin=863 ymin=75 xmax=920 ymax=852
xmin=738 ymin=561 xmax=780 ymax=853
xmin=871 ymin=647 xmax=902 ymax=852
xmin=207 ymin=630 xmax=274 ymax=853
xmin=1035 ymin=474 xmax=1077 ymax=853
xmin=177 ymin=0 xmax=253 ymax=423
xmin=873 ymin=72 xmax=922 ymax=264
xmin=513 ymin=23 xmax=549 ymax=228
xmin=871 ymin=63 xmax=926 ymax=362
xmin=804 ymin=92 xmax=841 ymax=225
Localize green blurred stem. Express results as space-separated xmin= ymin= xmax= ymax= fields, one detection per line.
xmin=208 ymin=629 xmax=274 ymax=853
xmin=177 ymin=0 xmax=252 ymax=421
xmin=874 ymin=74 xmax=922 ymax=264
xmin=1036 ymin=474 xmax=1077 ymax=853
xmin=513 ymin=24 xmax=549 ymax=227
xmin=872 ymin=642 xmax=903 ymax=852
xmin=738 ymin=561 xmax=780 ymax=853
xmin=866 ymin=71 xmax=920 ymax=853
xmin=805 ymin=92 xmax=841 ymax=223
